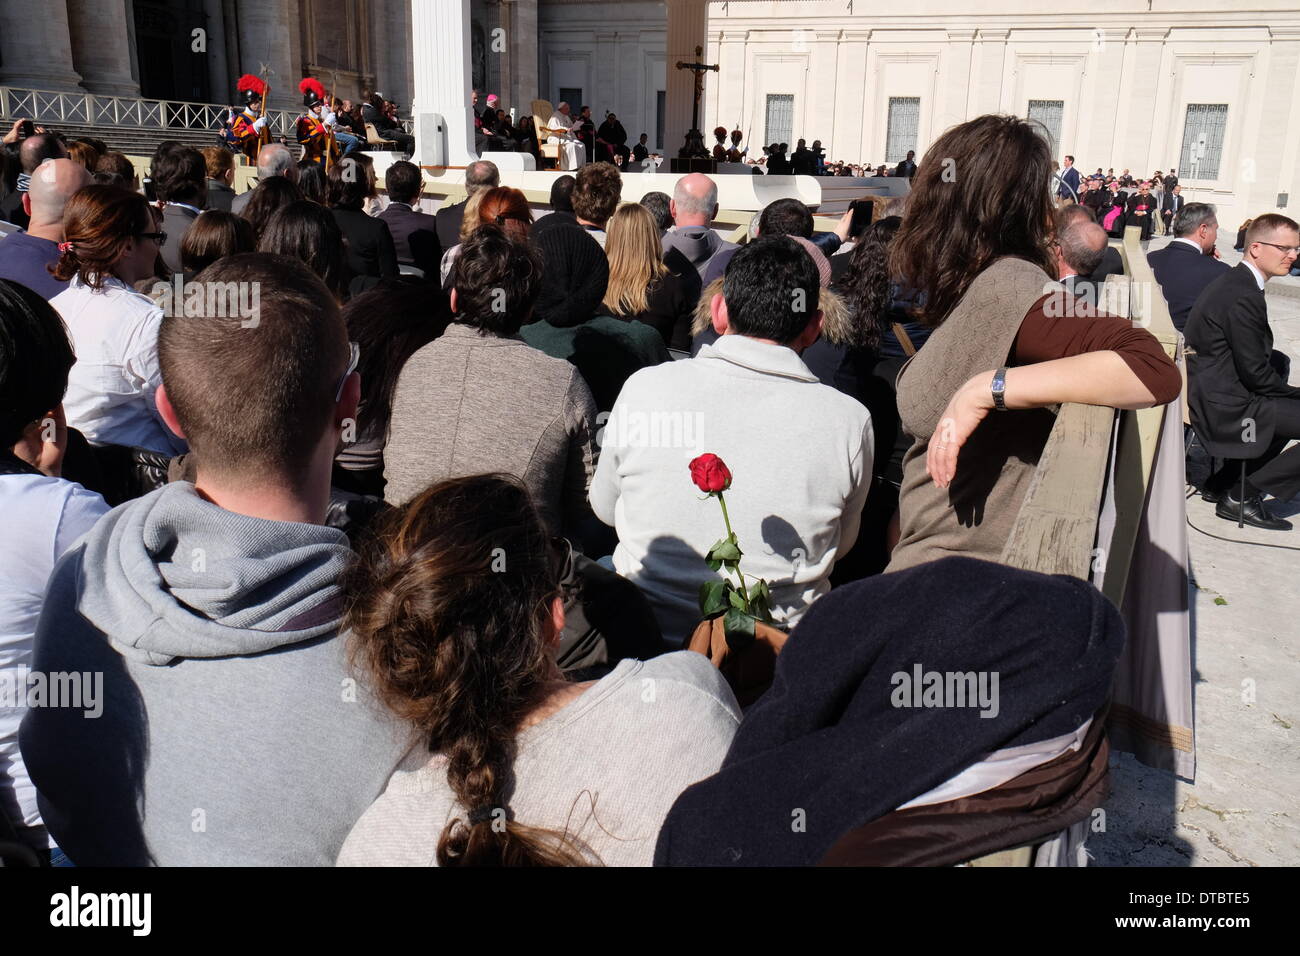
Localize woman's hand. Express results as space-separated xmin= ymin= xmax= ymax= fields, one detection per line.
xmin=927 ymin=371 xmax=998 ymax=489
xmin=12 ymin=406 xmax=68 ymax=478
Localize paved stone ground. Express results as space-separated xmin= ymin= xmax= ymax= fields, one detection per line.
xmin=1091 ymin=232 xmax=1300 ymax=866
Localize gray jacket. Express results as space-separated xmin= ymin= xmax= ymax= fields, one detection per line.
xmin=20 ymin=482 xmax=413 ymax=865
xmin=384 ymin=323 xmax=599 ymax=537
xmin=662 ymin=226 xmax=737 ymax=279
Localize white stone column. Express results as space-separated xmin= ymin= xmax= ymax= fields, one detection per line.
xmin=67 ymin=0 xmax=140 ymax=96
xmin=664 ymin=0 xmax=708 ymax=154
xmin=235 ymin=0 xmax=297 ymax=111
xmin=0 ymin=1 xmax=84 ymax=91
xmin=411 ymin=0 xmax=477 ymax=166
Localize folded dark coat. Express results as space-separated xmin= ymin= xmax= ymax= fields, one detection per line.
xmin=653 ymin=556 xmax=1125 ymax=867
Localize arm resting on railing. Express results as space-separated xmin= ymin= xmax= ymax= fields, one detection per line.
xmin=928 ymin=350 xmax=1179 ymax=489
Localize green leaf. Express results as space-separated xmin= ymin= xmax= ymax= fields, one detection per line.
xmin=1213 ymin=596 xmax=1228 ymax=606
xmin=706 ymin=557 xmax=723 ymax=572
xmin=728 ymin=588 xmax=749 ymax=611
xmin=723 ymin=608 xmax=756 ymax=650
xmin=699 ymin=579 xmax=729 ymax=617
xmin=712 ymin=539 xmax=741 ymax=563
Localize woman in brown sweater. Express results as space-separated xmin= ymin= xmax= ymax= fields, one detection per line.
xmin=885 ymin=114 xmax=1182 ymax=572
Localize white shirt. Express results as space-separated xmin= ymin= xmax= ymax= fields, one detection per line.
xmin=1244 ymin=260 xmax=1267 ymax=290
xmin=590 ymin=334 xmax=874 ymax=646
xmin=51 ymin=275 xmax=186 ymax=455
xmin=337 ymin=654 xmax=740 ymax=867
xmin=0 ymin=471 xmax=109 ymax=842
xmin=1172 ymin=237 xmax=1204 ymax=255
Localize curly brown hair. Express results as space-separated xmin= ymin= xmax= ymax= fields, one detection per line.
xmin=571 ymin=162 xmax=621 ymax=226
xmin=888 ymin=114 xmax=1056 ymax=326
xmin=343 ymin=474 xmax=597 ymax=867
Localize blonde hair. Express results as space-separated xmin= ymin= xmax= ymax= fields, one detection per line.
xmin=602 ymin=203 xmax=666 ymax=316
xmin=459 ymin=190 xmax=487 ymax=243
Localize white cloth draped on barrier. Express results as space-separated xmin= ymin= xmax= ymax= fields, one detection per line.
xmin=1093 ymin=345 xmax=1196 ymax=780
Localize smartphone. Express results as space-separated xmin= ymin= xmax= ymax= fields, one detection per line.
xmin=18 ymin=119 xmax=36 ymax=139
xmin=848 ymin=198 xmax=874 ymax=238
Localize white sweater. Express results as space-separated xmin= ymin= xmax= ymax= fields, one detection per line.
xmin=337 ymin=653 xmax=740 ymax=867
xmin=590 ymin=334 xmax=874 ymax=646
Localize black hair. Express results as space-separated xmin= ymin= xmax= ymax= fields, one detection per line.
xmin=722 ymin=236 xmax=820 ymax=344
xmin=758 ymin=198 xmax=814 ymax=239
xmin=257 ymin=200 xmax=350 ymax=300
xmin=297 ymin=161 xmax=327 ymax=204
xmin=385 ymin=160 xmax=423 ymax=205
xmin=342 ymin=280 xmax=452 ymax=447
xmin=639 ymin=191 xmax=672 ymax=232
xmin=151 ymin=143 xmax=206 ymax=206
xmin=0 ymin=279 xmax=76 ymax=447
xmin=548 ymin=174 xmax=576 ymax=212
xmin=452 ymin=224 xmax=543 ymax=335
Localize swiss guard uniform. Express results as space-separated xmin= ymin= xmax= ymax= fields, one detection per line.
xmin=228 ymin=74 xmax=269 ymax=162
xmin=296 ymin=77 xmax=335 ymax=168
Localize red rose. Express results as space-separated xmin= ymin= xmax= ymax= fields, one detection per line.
xmin=689 ymin=453 xmax=732 ymax=494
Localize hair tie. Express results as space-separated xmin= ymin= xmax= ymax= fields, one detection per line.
xmin=467 ymin=805 xmax=506 ymax=826
xmin=57 ymin=241 xmax=74 ymax=254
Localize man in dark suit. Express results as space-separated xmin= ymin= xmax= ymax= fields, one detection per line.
xmin=1147 ymin=201 xmax=1229 ymax=333
xmin=151 ymin=144 xmax=208 ymax=275
xmin=1057 ymin=154 xmax=1081 ymax=201
xmin=894 ymin=150 xmax=917 ymax=180
xmin=1161 ymin=184 xmax=1185 ymax=235
xmin=632 ymin=134 xmax=649 ymax=164
xmin=1124 ymin=181 xmax=1158 ymax=241
xmin=378 ymin=160 xmax=441 ymax=277
xmin=1163 ymin=168 xmax=1178 ymax=192
xmin=434 ymin=159 xmax=498 ymax=250
xmin=1185 ymin=213 xmax=1300 ymax=529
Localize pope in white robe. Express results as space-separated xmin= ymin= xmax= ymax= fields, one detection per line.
xmin=547 ymin=102 xmax=586 ymax=170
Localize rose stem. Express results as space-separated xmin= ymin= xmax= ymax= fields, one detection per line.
xmin=717 ymin=491 xmax=751 ymax=604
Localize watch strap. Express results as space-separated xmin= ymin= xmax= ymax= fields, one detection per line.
xmin=991 ymin=367 xmax=1009 ymax=411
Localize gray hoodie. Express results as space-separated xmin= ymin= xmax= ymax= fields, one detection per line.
xmin=19 ymin=482 xmax=414 ymax=866
xmin=661 ymin=226 xmax=737 ymax=279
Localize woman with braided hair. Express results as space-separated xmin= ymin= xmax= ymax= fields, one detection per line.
xmin=337 ymin=473 xmax=740 ymax=867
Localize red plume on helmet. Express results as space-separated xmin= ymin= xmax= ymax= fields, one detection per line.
xmin=237 ymin=74 xmax=267 ymax=96
xmin=299 ymin=77 xmax=326 ymax=105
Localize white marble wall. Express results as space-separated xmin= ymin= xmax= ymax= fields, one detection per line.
xmin=689 ymin=0 xmax=1300 ymax=232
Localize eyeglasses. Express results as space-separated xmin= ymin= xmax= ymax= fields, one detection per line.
xmin=334 ymin=341 xmax=360 ymax=402
xmin=1256 ymin=241 xmax=1300 ymax=256
xmin=138 ymin=231 xmax=167 ymax=245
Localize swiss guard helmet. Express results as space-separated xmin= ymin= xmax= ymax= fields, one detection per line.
xmin=299 ymin=77 xmax=326 ymax=109
xmin=236 ymin=74 xmax=266 ymax=107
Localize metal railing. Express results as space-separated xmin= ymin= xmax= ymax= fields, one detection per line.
xmin=0 ymin=85 xmax=412 ymax=138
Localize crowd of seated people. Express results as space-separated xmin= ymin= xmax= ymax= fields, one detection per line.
xmin=2 ymin=105 xmax=1289 ymax=869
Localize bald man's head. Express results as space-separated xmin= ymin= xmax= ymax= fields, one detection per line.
xmin=1059 ymin=220 xmax=1108 ymax=278
xmin=19 ymin=133 xmax=67 ymax=174
xmin=25 ymin=159 xmax=92 ymax=235
xmin=671 ymin=173 xmax=719 ymax=227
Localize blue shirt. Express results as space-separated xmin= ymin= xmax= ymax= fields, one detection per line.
xmin=0 ymin=231 xmax=67 ymax=300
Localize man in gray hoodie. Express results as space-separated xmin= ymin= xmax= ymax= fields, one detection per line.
xmin=20 ymin=255 xmax=414 ymax=866
xmin=660 ymin=173 xmax=737 ymax=279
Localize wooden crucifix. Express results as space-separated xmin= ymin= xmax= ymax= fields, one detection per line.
xmin=675 ymin=45 xmax=718 ymax=158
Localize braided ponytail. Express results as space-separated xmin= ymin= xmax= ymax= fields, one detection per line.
xmin=344 ymin=474 xmax=596 ymax=866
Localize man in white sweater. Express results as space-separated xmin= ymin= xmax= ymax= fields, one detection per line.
xmin=590 ymin=236 xmax=874 ymax=646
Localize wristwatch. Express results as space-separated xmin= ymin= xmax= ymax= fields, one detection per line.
xmin=991 ymin=367 xmax=1009 ymax=411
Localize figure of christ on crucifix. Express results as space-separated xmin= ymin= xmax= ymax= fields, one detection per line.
xmin=676 ymin=45 xmax=718 ymax=158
